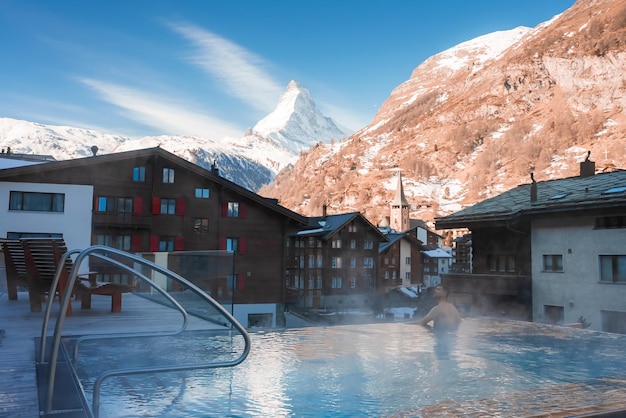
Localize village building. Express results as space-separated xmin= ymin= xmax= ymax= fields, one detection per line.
xmin=0 ymin=147 xmax=309 ymax=327
xmin=435 ymin=157 xmax=626 ymax=333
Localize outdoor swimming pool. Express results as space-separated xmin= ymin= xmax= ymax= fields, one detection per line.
xmin=65 ymin=318 xmax=626 ymax=417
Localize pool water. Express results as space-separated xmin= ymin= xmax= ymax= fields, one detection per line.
xmin=67 ymin=318 xmax=626 ymax=417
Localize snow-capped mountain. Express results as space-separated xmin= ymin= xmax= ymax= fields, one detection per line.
xmin=0 ymin=81 xmax=350 ymax=191
xmin=251 ymin=80 xmax=352 ymax=154
xmin=261 ymin=0 xmax=626 ymax=229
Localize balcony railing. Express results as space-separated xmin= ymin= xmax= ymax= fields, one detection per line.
xmin=441 ymin=273 xmax=531 ymax=297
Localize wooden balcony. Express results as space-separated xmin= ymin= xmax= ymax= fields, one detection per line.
xmin=92 ymin=212 xmax=152 ymax=228
xmin=441 ymin=273 xmax=531 ymax=297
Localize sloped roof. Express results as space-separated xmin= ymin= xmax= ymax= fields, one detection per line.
xmin=0 ymin=146 xmax=309 ymax=225
xmin=297 ymin=212 xmax=389 ymax=242
xmin=435 ymin=169 xmax=626 ymax=229
xmin=422 ymin=248 xmax=452 ymax=258
xmin=378 ymin=232 xmax=405 ymax=252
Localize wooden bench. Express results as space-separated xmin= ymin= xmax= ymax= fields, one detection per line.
xmin=20 ymin=238 xmax=134 ymax=314
xmin=1 ymin=239 xmax=29 ymax=301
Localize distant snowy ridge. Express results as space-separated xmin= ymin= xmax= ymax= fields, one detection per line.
xmin=0 ymin=80 xmax=349 ymax=191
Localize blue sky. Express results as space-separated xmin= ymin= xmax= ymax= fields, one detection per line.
xmin=1 ymin=0 xmax=575 ymax=139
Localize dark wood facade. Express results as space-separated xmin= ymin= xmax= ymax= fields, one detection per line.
xmin=0 ymin=148 xmax=308 ymax=307
xmin=286 ymin=213 xmax=388 ymax=310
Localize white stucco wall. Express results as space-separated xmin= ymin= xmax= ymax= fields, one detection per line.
xmin=400 ymin=239 xmax=411 ymax=287
xmin=0 ymin=181 xmax=93 ymax=250
xmin=531 ymin=216 xmax=626 ymax=332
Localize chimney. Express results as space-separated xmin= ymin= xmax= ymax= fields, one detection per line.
xmin=580 ymin=151 xmax=595 ymax=177
xmin=530 ymin=173 xmax=537 ymax=203
xmin=210 ymin=160 xmax=219 ymax=176
xmin=322 ymin=204 xmax=327 ymax=217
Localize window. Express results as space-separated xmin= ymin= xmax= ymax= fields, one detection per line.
xmin=599 ymin=255 xmax=626 ymax=282
xmin=316 ymin=275 xmax=322 ymax=289
xmin=227 ymin=202 xmax=239 ymax=217
xmin=193 ymin=218 xmax=209 ymax=235
xmin=364 ymin=257 xmax=374 ymax=268
xmin=316 ymin=255 xmax=323 ymax=268
xmin=488 ymin=254 xmax=516 ymax=272
xmin=97 ymin=196 xmax=114 ymax=212
xmin=299 ymin=256 xmax=304 ymax=268
xmin=350 ymin=277 xmax=356 ymax=288
xmin=308 ymin=255 xmax=315 ymax=268
xmin=195 ymin=188 xmax=210 ymax=198
xmin=331 ymin=239 xmax=342 ymax=248
xmin=542 ymin=254 xmax=563 ymax=272
xmin=95 ymin=235 xmax=113 ymax=247
xmin=160 ymin=198 xmax=176 ymax=214
xmin=133 ymin=166 xmax=145 ymax=182
xmin=115 ymin=235 xmax=131 ymax=251
xmin=226 ymin=238 xmax=239 ymax=253
xmin=384 ymin=257 xmax=389 ymax=265
xmin=332 ymin=277 xmax=342 ymax=288
xmin=350 ymin=257 xmax=356 ymax=268
xmin=405 ymin=272 xmax=411 ymax=281
xmin=10 ymin=191 xmax=65 ymax=212
xmin=384 ymin=271 xmax=389 ymax=280
xmin=392 ymin=271 xmax=397 ymax=280
xmin=544 ymin=305 xmax=564 ymax=324
xmin=307 ymin=237 xmax=316 ymax=247
xmin=163 ymin=168 xmax=175 ymax=183
xmin=117 ymin=197 xmax=133 ymax=214
xmin=350 ymin=240 xmax=356 ymax=249
xmin=406 ymin=257 xmax=411 ymax=265
xmin=364 ymin=240 xmax=373 ymax=249
xmin=348 ymin=224 xmax=357 ymax=232
xmin=331 ymin=257 xmax=342 ymax=268
xmin=601 ymin=310 xmax=626 ymax=334
xmin=159 ymin=237 xmax=175 ymax=252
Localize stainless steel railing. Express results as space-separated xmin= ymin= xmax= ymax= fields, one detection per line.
xmin=38 ymin=245 xmax=251 ymax=418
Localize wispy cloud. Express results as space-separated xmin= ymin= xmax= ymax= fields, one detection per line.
xmin=79 ymin=78 xmax=243 ymax=139
xmin=167 ymin=22 xmax=284 ymax=112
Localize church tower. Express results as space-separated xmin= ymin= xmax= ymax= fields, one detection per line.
xmin=390 ymin=173 xmax=410 ymax=232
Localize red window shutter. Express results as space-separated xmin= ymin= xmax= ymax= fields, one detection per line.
xmin=133 ymin=197 xmax=143 ymax=215
xmin=131 ymin=235 xmax=142 ymax=252
xmin=176 ymin=198 xmax=186 ymax=216
xmin=149 ymin=235 xmax=159 ymax=252
xmin=152 ymin=197 xmax=160 ymax=215
xmin=221 ymin=202 xmax=228 ymax=217
xmin=239 ymin=237 xmax=247 ymax=254
xmin=239 ymin=203 xmax=247 ymax=218
xmin=237 ymin=273 xmax=245 ymax=290
xmin=219 ymin=237 xmax=227 ymax=250
xmin=174 ymin=236 xmax=184 ymax=251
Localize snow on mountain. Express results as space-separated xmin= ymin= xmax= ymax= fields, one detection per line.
xmin=252 ymin=80 xmax=352 ymax=154
xmin=0 ymin=80 xmax=348 ymax=191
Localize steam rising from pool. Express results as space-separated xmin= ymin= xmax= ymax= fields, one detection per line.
xmin=67 ymin=318 xmax=626 ymax=417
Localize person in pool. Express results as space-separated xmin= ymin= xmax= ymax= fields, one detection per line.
xmin=418 ymin=285 xmax=462 ymax=333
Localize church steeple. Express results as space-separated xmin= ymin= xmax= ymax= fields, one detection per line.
xmin=390 ymin=173 xmax=410 ymax=232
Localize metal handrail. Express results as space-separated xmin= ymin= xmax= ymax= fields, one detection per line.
xmin=39 ymin=245 xmax=251 ymax=418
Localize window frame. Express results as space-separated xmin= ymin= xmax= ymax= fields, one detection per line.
xmin=542 ymin=254 xmax=564 ymax=272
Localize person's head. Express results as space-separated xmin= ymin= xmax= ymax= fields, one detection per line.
xmin=433 ymin=285 xmax=449 ymax=300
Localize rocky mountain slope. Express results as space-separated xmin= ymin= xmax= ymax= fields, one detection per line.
xmin=0 ymin=81 xmax=351 ymax=191
xmin=259 ymin=0 xmax=626 ymax=228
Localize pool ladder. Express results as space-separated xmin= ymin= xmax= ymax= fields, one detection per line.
xmin=37 ymin=245 xmax=251 ymax=418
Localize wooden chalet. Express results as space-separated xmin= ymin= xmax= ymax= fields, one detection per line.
xmin=435 ymin=157 xmax=626 ymax=331
xmin=0 ymin=147 xmax=308 ymax=327
xmin=286 ymin=210 xmax=389 ymax=311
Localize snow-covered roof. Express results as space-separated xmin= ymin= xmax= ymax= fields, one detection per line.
xmin=421 ymin=248 xmax=452 ymax=258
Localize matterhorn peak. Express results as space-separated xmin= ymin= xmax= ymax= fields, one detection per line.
xmin=251 ymin=80 xmax=352 ymax=154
